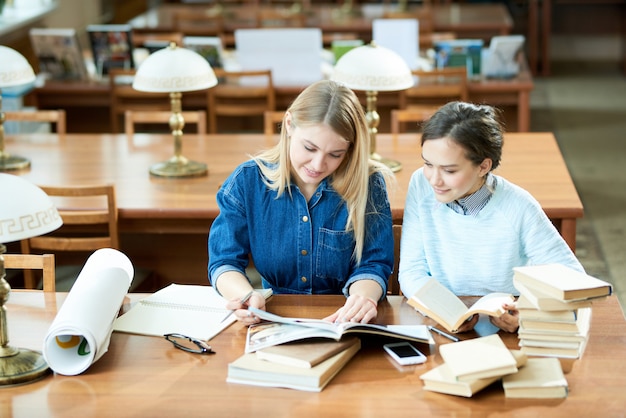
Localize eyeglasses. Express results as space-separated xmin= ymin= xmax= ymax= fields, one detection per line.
xmin=164 ymin=333 xmax=215 ymax=355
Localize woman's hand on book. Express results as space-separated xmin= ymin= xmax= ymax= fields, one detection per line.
xmin=453 ymin=314 xmax=480 ymax=333
xmin=323 ymin=294 xmax=378 ymax=324
xmin=225 ymin=291 xmax=267 ymax=325
xmin=489 ymin=302 xmax=519 ymax=333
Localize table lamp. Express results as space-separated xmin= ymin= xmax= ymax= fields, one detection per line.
xmin=132 ymin=43 xmax=218 ymax=177
xmin=0 ymin=45 xmax=37 ymax=171
xmin=331 ymin=42 xmax=413 ymax=172
xmin=0 ymin=173 xmax=62 ymax=386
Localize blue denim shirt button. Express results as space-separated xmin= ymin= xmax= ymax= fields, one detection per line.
xmin=300 ymin=276 xmax=307 ymax=283
xmin=300 ymin=249 xmax=308 ymax=256
xmin=302 ymin=216 xmax=308 ymax=222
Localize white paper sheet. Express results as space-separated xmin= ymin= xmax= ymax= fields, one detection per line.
xmin=42 ymin=248 xmax=134 ymax=375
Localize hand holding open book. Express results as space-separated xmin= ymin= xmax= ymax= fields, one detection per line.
xmin=407 ymin=278 xmax=514 ymax=333
xmin=245 ymin=307 xmax=433 ymax=353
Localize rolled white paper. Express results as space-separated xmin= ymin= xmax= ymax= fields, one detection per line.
xmin=43 ymin=248 xmax=134 ymax=375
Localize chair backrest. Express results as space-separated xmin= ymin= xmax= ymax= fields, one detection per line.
xmin=171 ymin=8 xmax=224 ymax=37
xmin=20 ymin=184 xmax=119 ymax=288
xmin=109 ymin=68 xmax=170 ymax=133
xmin=124 ymin=110 xmax=207 ymax=136
xmin=255 ymin=8 xmax=306 ymax=28
xmin=388 ymin=224 xmax=402 ymax=296
xmin=399 ymin=67 xmax=469 ymax=109
xmin=4 ymin=110 xmax=67 ymax=135
xmin=3 ymin=253 xmax=56 ymax=292
xmin=390 ymin=105 xmax=441 ymax=134
xmin=208 ymin=69 xmax=275 ymax=133
xmin=263 ymin=110 xmax=285 ymax=136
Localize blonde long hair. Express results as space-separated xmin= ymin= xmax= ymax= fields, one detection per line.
xmin=252 ymin=80 xmax=391 ymax=264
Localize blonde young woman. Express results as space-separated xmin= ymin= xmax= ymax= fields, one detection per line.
xmin=208 ymin=80 xmax=394 ymax=325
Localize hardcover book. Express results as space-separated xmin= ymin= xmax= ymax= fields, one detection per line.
xmin=256 ymin=337 xmax=360 ymax=368
xmin=513 ymin=264 xmax=612 ymax=302
xmin=87 ymin=24 xmax=135 ymax=77
xmin=227 ymin=337 xmax=361 ymax=392
xmin=519 ymin=307 xmax=591 ymax=333
xmin=502 ymin=357 xmax=568 ymax=399
xmin=29 ymin=28 xmax=88 ymax=80
xmin=439 ymin=334 xmax=518 ymax=382
xmin=515 ymin=282 xmax=595 ymax=311
xmin=407 ymin=278 xmax=514 ymax=333
xmin=245 ymin=307 xmax=432 ymax=353
xmin=420 ymin=350 xmax=527 ymax=397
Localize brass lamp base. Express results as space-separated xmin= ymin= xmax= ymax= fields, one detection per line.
xmin=371 ymin=152 xmax=402 ymax=173
xmin=0 ymin=347 xmax=50 ymax=386
xmin=149 ymin=157 xmax=208 ymax=178
xmin=0 ymin=154 xmax=31 ymax=171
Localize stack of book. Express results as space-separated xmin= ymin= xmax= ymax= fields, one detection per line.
xmin=227 ymin=308 xmax=433 ymax=392
xmin=420 ymin=334 xmax=569 ymax=399
xmin=227 ymin=337 xmax=361 ymax=392
xmin=420 ymin=334 xmax=526 ymax=397
xmin=513 ymin=264 xmax=613 ymax=359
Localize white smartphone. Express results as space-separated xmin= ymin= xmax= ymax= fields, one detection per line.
xmin=383 ymin=342 xmax=427 ymax=366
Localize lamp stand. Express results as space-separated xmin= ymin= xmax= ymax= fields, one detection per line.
xmin=365 ymin=90 xmax=402 ymax=172
xmin=0 ymin=93 xmax=31 ymax=171
xmin=149 ymin=92 xmax=208 ymax=178
xmin=0 ymin=244 xmax=50 ymax=386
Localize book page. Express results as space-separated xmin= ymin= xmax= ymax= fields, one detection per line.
xmin=113 ymin=285 xmax=272 ymax=341
xmin=409 ymin=278 xmax=471 ymax=331
xmin=246 ymin=307 xmax=432 ymax=350
xmin=466 ymin=293 xmax=513 ymax=317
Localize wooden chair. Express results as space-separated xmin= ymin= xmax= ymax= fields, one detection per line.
xmin=171 ymin=8 xmax=224 ymax=37
xmin=390 ymin=105 xmax=441 ymax=134
xmin=109 ymin=68 xmax=170 ymax=134
xmin=399 ymin=67 xmax=469 ymax=109
xmin=124 ymin=110 xmax=207 ymax=136
xmin=3 ymin=253 xmax=56 ymax=292
xmin=20 ymin=184 xmax=119 ymax=291
xmin=388 ymin=224 xmax=402 ymax=296
xmin=263 ymin=110 xmax=284 ymax=135
xmin=208 ymin=69 xmax=275 ymax=133
xmin=255 ymin=8 xmax=306 ymax=28
xmin=4 ymin=110 xmax=67 ymax=135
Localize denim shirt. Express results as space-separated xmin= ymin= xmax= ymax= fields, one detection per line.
xmin=208 ymin=160 xmax=393 ymax=298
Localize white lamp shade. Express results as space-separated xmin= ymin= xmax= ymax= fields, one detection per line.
xmin=0 ymin=46 xmax=36 ymax=88
xmin=0 ymin=174 xmax=62 ymax=243
xmin=132 ymin=44 xmax=218 ymax=93
xmin=331 ymin=42 xmax=414 ymax=92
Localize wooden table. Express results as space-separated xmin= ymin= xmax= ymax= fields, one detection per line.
xmin=2 ymin=291 xmax=625 ymax=417
xmin=29 ymin=61 xmax=533 ymax=133
xmin=5 ymin=132 xmax=582 ymax=285
xmin=128 ymin=3 xmax=513 ymax=43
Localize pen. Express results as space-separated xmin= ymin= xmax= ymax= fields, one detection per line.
xmin=428 ymin=325 xmax=460 ymax=342
xmin=220 ymin=290 xmax=254 ymax=323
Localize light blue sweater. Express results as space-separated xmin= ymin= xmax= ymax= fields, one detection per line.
xmin=398 ymin=168 xmax=584 ymax=298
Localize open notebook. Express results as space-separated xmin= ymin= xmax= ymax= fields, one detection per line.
xmin=113 ymin=284 xmax=272 ymax=341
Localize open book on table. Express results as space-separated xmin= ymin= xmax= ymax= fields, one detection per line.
xmin=407 ymin=278 xmax=514 ymax=333
xmin=245 ymin=307 xmax=433 ymax=353
xmin=113 ymin=284 xmax=272 ymax=341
